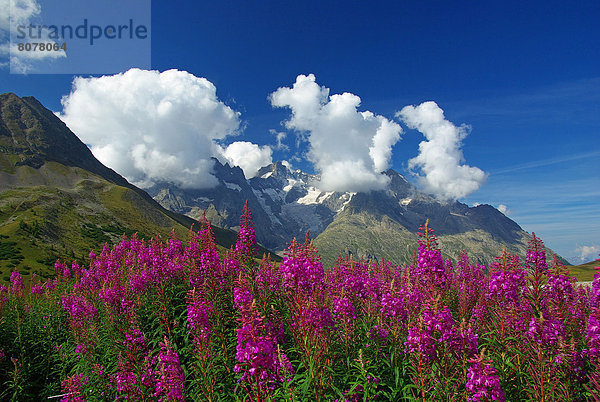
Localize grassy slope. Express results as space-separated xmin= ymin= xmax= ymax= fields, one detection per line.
xmin=565 ymin=260 xmax=600 ymax=282
xmin=0 ymin=163 xmax=194 ymax=281
xmin=0 ymin=162 xmax=280 ymax=283
xmin=314 ymin=209 xmax=564 ymax=272
xmin=313 ymin=211 xmax=417 ymax=267
xmin=436 ymin=231 xmax=530 ymax=266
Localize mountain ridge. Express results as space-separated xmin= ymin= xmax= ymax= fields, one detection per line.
xmin=150 ymin=157 xmax=565 ymax=266
xmin=0 ymin=92 xmax=200 ymax=231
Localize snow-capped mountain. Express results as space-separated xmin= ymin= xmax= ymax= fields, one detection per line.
xmin=147 ymin=160 xmax=355 ymax=253
xmin=148 ymin=159 xmax=566 ymax=266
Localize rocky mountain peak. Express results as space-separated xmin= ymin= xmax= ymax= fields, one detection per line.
xmin=0 ymin=92 xmax=127 ymax=186
xmin=257 ymin=161 xmax=291 ymax=179
xmin=212 ymin=158 xmax=247 ymax=184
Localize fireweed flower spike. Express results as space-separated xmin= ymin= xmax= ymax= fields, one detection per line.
xmin=280 ymin=237 xmax=325 ymax=294
xmin=525 ymin=233 xmax=548 ymax=314
xmin=416 ymin=220 xmax=448 ymax=292
xmin=60 ymin=373 xmax=89 ymax=402
xmin=234 ymin=285 xmax=292 ymax=395
xmin=155 ymin=337 xmax=185 ymax=401
xmin=9 ymin=271 xmax=24 ymax=295
xmin=234 ymin=200 xmax=258 ymax=267
xmin=466 ymin=350 xmax=505 ymax=402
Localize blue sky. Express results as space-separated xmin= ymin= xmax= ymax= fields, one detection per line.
xmin=1 ymin=0 xmax=599 ymax=263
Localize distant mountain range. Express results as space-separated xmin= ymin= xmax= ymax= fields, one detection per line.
xmin=0 ymin=92 xmax=567 ymax=279
xmin=0 ymin=93 xmax=273 ymax=280
xmin=149 ymin=158 xmax=567 ymax=266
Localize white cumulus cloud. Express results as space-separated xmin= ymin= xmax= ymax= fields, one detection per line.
xmin=497 ymin=204 xmax=510 ymax=215
xmin=1 ymin=0 xmax=66 ymax=72
xmin=575 ymin=245 xmax=600 ymax=263
xmin=58 ymin=68 xmax=242 ymax=189
xmin=270 ymin=74 xmax=402 ymax=192
xmin=397 ymin=101 xmax=486 ymax=200
xmin=217 ymin=141 xmax=273 ymax=179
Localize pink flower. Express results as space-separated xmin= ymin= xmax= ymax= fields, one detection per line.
xmin=62 ymin=295 xmax=98 ymax=326
xmin=487 ymin=269 xmax=526 ymax=305
xmin=466 ymin=356 xmax=505 ymax=401
xmin=187 ymin=296 xmax=214 ymax=341
xmin=155 ymin=339 xmax=185 ymax=401
xmin=60 ymin=373 xmax=89 ymax=402
xmin=9 ymin=271 xmax=24 ymax=295
xmin=587 ymin=314 xmax=600 ymax=361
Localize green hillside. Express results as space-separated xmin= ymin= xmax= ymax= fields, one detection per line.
xmin=0 ymin=166 xmax=276 ymax=282
xmin=313 ymin=210 xmax=417 ymax=266
xmin=0 ymin=92 xmax=276 ymax=282
xmin=0 ymin=162 xmax=192 ymax=280
xmin=566 ymin=260 xmax=600 ymax=282
xmin=314 ymin=208 xmax=561 ymax=268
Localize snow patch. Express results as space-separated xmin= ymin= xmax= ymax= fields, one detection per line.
xmin=400 ymin=198 xmax=412 ymax=206
xmin=261 ymin=171 xmax=273 ymax=179
xmin=297 ymin=188 xmax=333 ymax=205
xmin=224 ymin=182 xmax=242 ymax=191
xmin=338 ymin=192 xmax=355 ymax=212
xmin=283 ymin=179 xmax=298 ymax=192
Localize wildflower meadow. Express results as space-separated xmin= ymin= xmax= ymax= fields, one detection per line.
xmin=0 ymin=202 xmax=599 ymax=401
